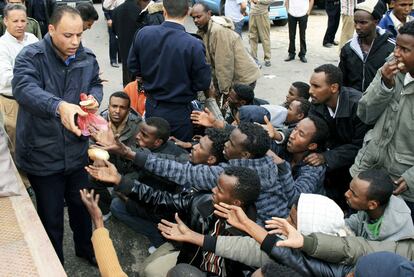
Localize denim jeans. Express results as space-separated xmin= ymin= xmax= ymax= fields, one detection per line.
xmin=233 ymin=19 xmax=244 ymax=36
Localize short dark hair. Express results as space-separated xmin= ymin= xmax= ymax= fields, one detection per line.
xmin=3 ymin=3 xmax=26 ymax=17
xmin=313 ymin=64 xmax=343 ymax=88
xmin=205 ymin=128 xmax=230 ymax=164
xmin=233 ymin=83 xmax=255 ymax=104
xmin=237 ymin=122 xmax=271 ymax=158
xmin=294 ymin=98 xmax=311 ymax=117
xmin=49 ymin=5 xmax=81 ymax=27
xmin=307 ymin=115 xmax=329 ymax=152
xmin=193 ymin=1 xmax=210 ymax=12
xmin=224 ymin=166 xmax=261 ymax=207
xmin=358 ymin=169 xmax=394 ymax=206
xmin=163 ymin=0 xmax=188 ymax=18
xmin=399 ymin=20 xmax=414 ymax=37
xmin=76 ymin=3 xmax=98 ymax=22
xmin=292 ymin=81 xmax=310 ymax=100
xmin=145 ymin=117 xmax=171 ymax=143
xmin=109 ymin=91 xmax=131 ymax=107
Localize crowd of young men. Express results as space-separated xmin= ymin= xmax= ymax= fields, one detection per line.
xmin=2 ymin=0 xmax=414 ymax=276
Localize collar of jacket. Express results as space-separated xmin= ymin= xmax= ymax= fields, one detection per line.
xmin=162 ymin=21 xmax=185 ymax=31
xmin=314 ymin=87 xmax=358 ymax=119
xmin=43 ymin=33 xmax=87 ymax=65
xmin=349 ymin=27 xmax=394 ymax=61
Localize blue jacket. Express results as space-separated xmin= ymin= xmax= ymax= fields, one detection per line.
xmin=12 ymin=34 xmax=103 ymax=175
xmin=133 ymin=151 xmax=289 ymax=226
xmin=378 ymin=11 xmax=414 ymax=39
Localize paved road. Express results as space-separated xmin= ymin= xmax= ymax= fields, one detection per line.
xmin=63 ymin=5 xmax=342 ymax=276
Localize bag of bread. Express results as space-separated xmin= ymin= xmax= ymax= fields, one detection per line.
xmin=77 ymin=93 xmax=108 ymax=136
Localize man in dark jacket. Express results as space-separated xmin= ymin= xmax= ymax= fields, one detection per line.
xmin=25 ymin=0 xmax=56 ymax=36
xmin=152 ymin=166 xmax=261 ymax=276
xmin=12 ymin=6 xmax=102 ymax=265
xmin=306 ymin=64 xmax=370 ymax=209
xmin=339 ymin=0 xmax=394 ymax=92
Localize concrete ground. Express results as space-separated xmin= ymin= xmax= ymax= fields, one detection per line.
xmin=61 ymin=5 xmax=342 ymax=276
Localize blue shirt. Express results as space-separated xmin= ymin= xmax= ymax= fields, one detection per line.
xmin=127 ymin=21 xmax=211 ymax=104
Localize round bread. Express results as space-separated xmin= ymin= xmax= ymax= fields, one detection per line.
xmin=80 ymin=99 xmax=95 ymax=106
xmin=397 ymin=62 xmax=405 ymax=70
xmin=88 ymin=148 xmax=110 ymax=161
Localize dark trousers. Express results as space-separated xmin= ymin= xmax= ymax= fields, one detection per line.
xmin=145 ymin=97 xmax=193 ymax=142
xmin=323 ymin=1 xmax=340 ymax=44
xmin=121 ymin=61 xmax=133 ymax=87
xmin=288 ymin=14 xmax=308 ymax=58
xmin=110 ymin=197 xmax=165 ymax=247
xmin=108 ymin=26 xmax=119 ymax=63
xmin=28 ymin=169 xmax=93 ymax=264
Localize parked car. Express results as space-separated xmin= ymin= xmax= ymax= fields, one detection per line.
xmin=192 ymin=0 xmax=288 ymax=26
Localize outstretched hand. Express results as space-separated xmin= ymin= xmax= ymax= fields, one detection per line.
xmin=80 ymin=189 xmax=104 ymax=228
xmin=158 ymin=213 xmax=193 ymax=242
xmin=213 ymin=202 xmax=251 ymax=232
xmin=89 ymin=124 xmax=130 ymax=156
xmin=191 ymin=108 xmax=216 ymax=127
xmin=265 ymin=217 xmax=304 ymax=248
xmin=85 ymin=159 xmax=122 ymax=185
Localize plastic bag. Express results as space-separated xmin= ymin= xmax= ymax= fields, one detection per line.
xmin=76 ymin=93 xmax=108 ymax=136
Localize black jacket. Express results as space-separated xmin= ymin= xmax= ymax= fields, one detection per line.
xmin=339 ymin=28 xmax=395 ymax=92
xmin=309 ymin=87 xmax=370 ymax=170
xmin=261 ymin=234 xmax=353 ymax=277
xmin=118 ymin=178 xmax=256 ymax=276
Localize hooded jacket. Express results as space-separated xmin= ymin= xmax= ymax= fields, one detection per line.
xmin=197 ymin=16 xmax=261 ymax=94
xmin=345 ymin=195 xmax=414 ymax=241
xmin=339 ymin=27 xmax=395 ymax=92
xmin=378 ymin=10 xmax=414 ymax=39
xmin=12 ymin=34 xmax=103 ymax=175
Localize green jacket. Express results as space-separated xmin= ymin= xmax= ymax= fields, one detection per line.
xmin=350 ymin=67 xmax=414 ymax=201
xmin=0 ymin=16 xmax=42 ymax=40
xmin=302 ymin=233 xmax=414 ymax=265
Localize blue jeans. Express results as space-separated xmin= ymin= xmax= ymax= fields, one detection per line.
xmin=234 ymin=19 xmax=244 ymax=36
xmin=110 ymin=197 xmax=165 ymax=247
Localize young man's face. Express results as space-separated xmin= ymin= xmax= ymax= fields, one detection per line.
xmin=394 ymin=33 xmax=414 ymax=75
xmin=286 ymin=100 xmax=303 ymax=124
xmin=287 ymin=118 xmax=317 ymax=154
xmin=191 ymin=4 xmax=211 ymax=31
xmin=190 ymin=135 xmax=216 ymax=165
xmin=4 ymin=9 xmax=27 ymax=41
xmin=83 ymin=19 xmax=95 ymax=31
xmin=211 ymin=173 xmax=238 ymax=205
xmin=227 ymin=89 xmax=245 ymax=109
xmin=223 ymin=128 xmax=247 ymax=160
xmin=49 ymin=13 xmax=83 ymax=60
xmin=108 ymin=96 xmax=129 ymax=126
xmin=392 ymin=0 xmax=413 ymax=22
xmin=135 ymin=122 xmax=162 ymax=149
xmin=344 ymin=177 xmax=370 ymax=211
xmin=309 ymin=72 xmax=336 ymax=104
xmin=285 ymin=85 xmax=301 ymax=105
xmin=354 ymin=10 xmax=378 ymax=39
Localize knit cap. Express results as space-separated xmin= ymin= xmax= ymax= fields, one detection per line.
xmin=355 ymin=0 xmax=386 ymax=20
xmin=355 ymin=252 xmax=414 ymax=277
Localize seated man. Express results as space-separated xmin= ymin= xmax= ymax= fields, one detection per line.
xmin=92 ymin=122 xmax=290 ymax=226
xmin=307 ymin=64 xmax=370 ymax=209
xmin=275 ymin=115 xmax=330 ymax=207
xmin=282 ymin=81 xmax=310 ymax=108
xmin=379 ymin=0 xmax=414 ymax=39
xmin=0 ymin=0 xmax=41 ymax=39
xmin=339 ymin=0 xmax=394 ymax=92
xmin=91 ymin=92 xmax=141 ymax=216
xmin=350 ymin=21 xmax=414 ymax=221
xmin=191 ymin=2 xmax=261 ymax=103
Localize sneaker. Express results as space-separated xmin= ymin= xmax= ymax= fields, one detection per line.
xmin=102 ymin=212 xmax=112 ymax=222
xmin=264 ymin=61 xmax=271 ymax=67
xmin=148 ymin=246 xmax=157 ymax=254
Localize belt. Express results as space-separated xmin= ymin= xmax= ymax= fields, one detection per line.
xmin=0 ymin=94 xmax=15 ymax=100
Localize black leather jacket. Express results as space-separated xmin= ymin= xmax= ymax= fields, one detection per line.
xmin=121 ymin=178 xmax=256 ymax=276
